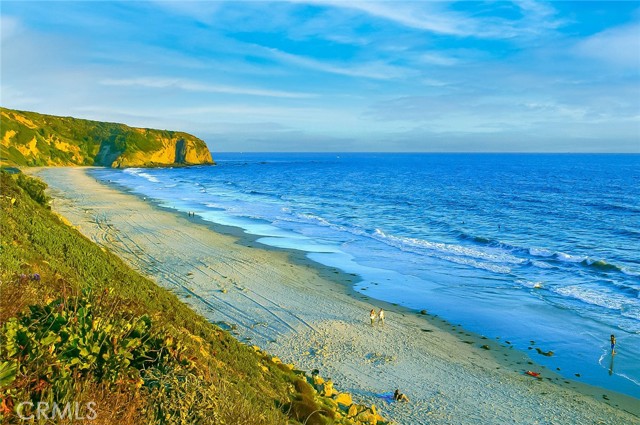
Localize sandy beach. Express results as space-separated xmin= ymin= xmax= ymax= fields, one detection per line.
xmin=31 ymin=167 xmax=639 ymax=425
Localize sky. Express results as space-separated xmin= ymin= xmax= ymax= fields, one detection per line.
xmin=1 ymin=1 xmax=639 ymax=152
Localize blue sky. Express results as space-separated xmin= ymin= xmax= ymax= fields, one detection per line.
xmin=1 ymin=1 xmax=639 ymax=152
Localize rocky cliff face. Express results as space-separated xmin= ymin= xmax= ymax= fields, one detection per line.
xmin=108 ymin=132 xmax=214 ymax=168
xmin=0 ymin=108 xmax=214 ymax=168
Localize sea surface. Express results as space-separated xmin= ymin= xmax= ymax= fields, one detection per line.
xmin=90 ymin=153 xmax=640 ymax=398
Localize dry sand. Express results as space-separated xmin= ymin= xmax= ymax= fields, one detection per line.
xmin=31 ymin=167 xmax=639 ymax=425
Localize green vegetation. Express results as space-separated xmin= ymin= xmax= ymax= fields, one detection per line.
xmin=0 ymin=107 xmax=213 ymax=168
xmin=0 ymin=171 xmax=387 ymax=424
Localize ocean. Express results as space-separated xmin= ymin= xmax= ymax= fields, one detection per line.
xmin=90 ymin=153 xmax=640 ymax=398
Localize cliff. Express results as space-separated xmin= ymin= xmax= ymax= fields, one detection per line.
xmin=0 ymin=107 xmax=214 ymax=168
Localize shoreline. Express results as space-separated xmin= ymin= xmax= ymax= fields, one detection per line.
xmin=29 ymin=166 xmax=639 ymax=424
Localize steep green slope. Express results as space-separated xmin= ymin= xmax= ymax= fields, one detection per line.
xmin=0 ymin=107 xmax=214 ymax=168
xmin=0 ymin=171 xmax=387 ymax=425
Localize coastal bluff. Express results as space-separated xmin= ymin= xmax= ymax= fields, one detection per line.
xmin=0 ymin=107 xmax=214 ymax=168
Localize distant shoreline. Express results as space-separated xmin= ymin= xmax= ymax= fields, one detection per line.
xmin=29 ymin=166 xmax=640 ymax=424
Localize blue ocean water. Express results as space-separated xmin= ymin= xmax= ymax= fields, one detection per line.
xmin=91 ymin=153 xmax=640 ymax=398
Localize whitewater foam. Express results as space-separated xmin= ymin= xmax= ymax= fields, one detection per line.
xmin=123 ymin=168 xmax=160 ymax=183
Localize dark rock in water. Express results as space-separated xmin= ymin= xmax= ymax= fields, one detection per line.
xmin=481 ymin=345 xmax=490 ymax=350
xmin=535 ymin=348 xmax=554 ymax=357
xmin=420 ymin=310 xmax=427 ymax=315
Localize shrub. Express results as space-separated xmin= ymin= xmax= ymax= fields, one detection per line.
xmin=16 ymin=173 xmax=50 ymax=207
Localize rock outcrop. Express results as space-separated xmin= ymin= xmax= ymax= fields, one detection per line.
xmin=0 ymin=107 xmax=214 ymax=168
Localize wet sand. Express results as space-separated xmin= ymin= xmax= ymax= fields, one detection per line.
xmin=31 ymin=167 xmax=639 ymax=425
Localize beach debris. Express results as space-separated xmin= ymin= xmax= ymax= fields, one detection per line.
xmin=535 ymin=348 xmax=554 ymax=357
xmin=481 ymin=345 xmax=490 ymax=350
xmin=420 ymin=309 xmax=427 ymax=315
xmin=525 ymin=371 xmax=541 ymax=378
xmin=366 ymin=352 xmax=396 ymax=364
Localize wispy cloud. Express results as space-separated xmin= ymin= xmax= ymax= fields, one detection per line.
xmin=265 ymin=47 xmax=414 ymax=80
xmin=575 ymin=21 xmax=640 ymax=68
xmin=100 ymin=77 xmax=316 ymax=98
xmin=148 ymin=0 xmax=222 ymax=24
xmin=319 ymin=1 xmax=475 ymax=37
xmin=419 ymin=52 xmax=460 ymax=67
xmin=0 ymin=15 xmax=21 ymax=42
xmin=299 ymin=0 xmax=563 ymax=39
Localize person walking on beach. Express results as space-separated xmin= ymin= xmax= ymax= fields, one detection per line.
xmin=370 ymin=309 xmax=376 ymax=326
xmin=378 ymin=308 xmax=385 ymax=326
xmin=611 ymin=334 xmax=616 ymax=355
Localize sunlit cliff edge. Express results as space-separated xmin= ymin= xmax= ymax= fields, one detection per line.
xmin=0 ymin=107 xmax=214 ymax=168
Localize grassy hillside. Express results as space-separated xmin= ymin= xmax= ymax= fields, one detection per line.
xmin=0 ymin=171 xmax=386 ymax=424
xmin=0 ymin=108 xmax=213 ymax=168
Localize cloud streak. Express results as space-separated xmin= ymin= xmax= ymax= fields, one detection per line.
xmin=575 ymin=21 xmax=640 ymax=69
xmin=264 ymin=47 xmax=415 ymax=80
xmin=100 ymin=77 xmax=317 ymax=98
xmin=298 ymin=0 xmax=563 ymax=40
